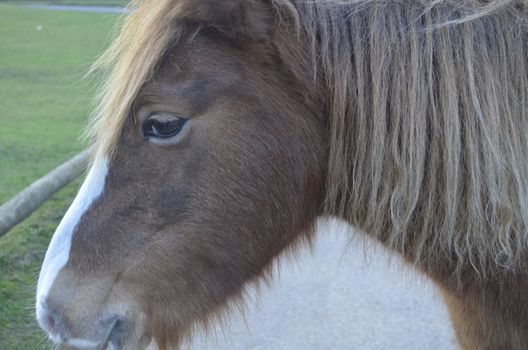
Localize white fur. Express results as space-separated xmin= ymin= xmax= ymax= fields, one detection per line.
xmin=145 ymin=339 xmax=159 ymax=350
xmin=36 ymin=156 xmax=108 ymax=332
xmin=64 ymin=337 xmax=102 ymax=349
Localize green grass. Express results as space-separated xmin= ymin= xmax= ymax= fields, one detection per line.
xmin=0 ymin=0 xmax=130 ymax=6
xmin=0 ymin=4 xmax=118 ymax=203
xmin=0 ymin=179 xmax=82 ymax=348
xmin=0 ymin=4 xmax=118 ymax=348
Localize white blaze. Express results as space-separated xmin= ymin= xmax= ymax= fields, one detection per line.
xmin=36 ymin=156 xmax=108 ymax=322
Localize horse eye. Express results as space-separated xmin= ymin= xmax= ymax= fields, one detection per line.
xmin=143 ymin=113 xmax=188 ymax=139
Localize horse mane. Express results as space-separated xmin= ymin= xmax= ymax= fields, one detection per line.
xmin=88 ymin=0 xmax=528 ymax=277
xmin=288 ymin=0 xmax=528 ymax=277
xmin=86 ymin=0 xmax=188 ymax=158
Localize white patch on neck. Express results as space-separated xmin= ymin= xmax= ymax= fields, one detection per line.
xmin=36 ymin=156 xmax=108 ymax=325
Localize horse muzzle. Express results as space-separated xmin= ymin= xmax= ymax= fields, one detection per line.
xmin=36 ymin=298 xmax=145 ymax=350
xmin=37 ymin=300 xmax=126 ymax=349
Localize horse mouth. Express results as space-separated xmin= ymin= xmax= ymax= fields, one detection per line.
xmin=52 ymin=316 xmax=134 ymax=350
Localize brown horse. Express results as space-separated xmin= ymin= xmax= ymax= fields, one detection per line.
xmin=36 ymin=0 xmax=528 ymax=349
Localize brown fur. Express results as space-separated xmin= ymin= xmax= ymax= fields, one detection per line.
xmin=41 ymin=1 xmax=528 ymax=349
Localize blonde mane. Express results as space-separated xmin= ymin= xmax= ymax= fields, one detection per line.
xmin=87 ymin=0 xmax=188 ymax=158
xmin=297 ymin=0 xmax=528 ymax=276
xmin=89 ymin=0 xmax=528 ymax=277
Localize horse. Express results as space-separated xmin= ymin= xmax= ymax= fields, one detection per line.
xmin=35 ymin=0 xmax=528 ymax=349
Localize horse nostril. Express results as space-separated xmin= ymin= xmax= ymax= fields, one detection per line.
xmin=43 ymin=313 xmax=55 ymax=332
xmin=37 ymin=300 xmax=63 ymax=339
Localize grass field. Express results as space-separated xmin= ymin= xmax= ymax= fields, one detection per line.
xmin=0 ymin=0 xmax=129 ymax=6
xmin=0 ymin=4 xmax=118 ymax=348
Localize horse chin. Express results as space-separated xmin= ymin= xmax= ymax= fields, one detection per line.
xmin=53 ymin=333 xmax=153 ymax=350
xmin=104 ymin=315 xmax=153 ymax=350
xmin=107 ymin=334 xmax=153 ymax=350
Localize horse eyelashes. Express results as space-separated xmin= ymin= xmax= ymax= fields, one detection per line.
xmin=143 ymin=115 xmax=188 ymax=139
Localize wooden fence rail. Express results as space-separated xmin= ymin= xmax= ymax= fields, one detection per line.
xmin=0 ymin=148 xmax=91 ymax=237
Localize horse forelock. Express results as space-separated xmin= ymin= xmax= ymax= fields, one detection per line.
xmin=86 ymin=0 xmax=190 ymax=160
xmin=85 ymin=0 xmax=272 ymax=160
xmin=88 ymin=0 xmax=528 ymax=280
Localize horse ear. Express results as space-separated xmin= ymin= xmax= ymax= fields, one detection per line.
xmin=181 ymin=0 xmax=274 ymax=42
